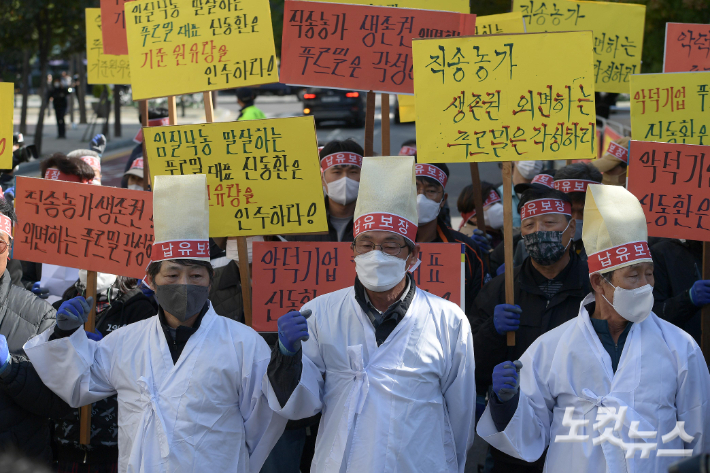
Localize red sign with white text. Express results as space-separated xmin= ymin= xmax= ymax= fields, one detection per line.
xmin=663 ymin=23 xmax=710 ymax=73
xmin=280 ymin=0 xmax=476 ymax=94
xmin=101 ymin=0 xmax=134 ymax=55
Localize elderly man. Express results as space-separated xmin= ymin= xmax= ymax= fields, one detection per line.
xmin=478 ymin=184 xmax=710 ymax=472
xmin=265 ymin=156 xmax=476 ymax=473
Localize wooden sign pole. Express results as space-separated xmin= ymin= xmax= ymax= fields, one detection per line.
xmin=703 ymin=242 xmax=710 ymax=367
xmin=502 ymin=162 xmax=515 ymax=346
xmin=139 ymin=100 xmax=151 ymax=190
xmin=364 ymin=91 xmax=376 ymax=156
xmin=381 ymin=93 xmax=390 ymax=156
xmin=468 ymin=163 xmax=487 ymax=232
xmin=167 ymin=96 xmax=177 ymax=125
xmin=79 ymin=270 xmax=98 ymax=445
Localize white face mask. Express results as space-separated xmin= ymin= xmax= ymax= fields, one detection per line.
xmin=326 ymin=177 xmax=359 ymax=205
xmin=355 ymin=250 xmax=408 ymax=292
xmin=416 ymin=194 xmax=442 ymax=225
xmin=602 ymin=278 xmax=654 ymax=323
xmin=79 ymin=270 xmax=117 ymax=293
xmin=128 ymin=184 xmax=144 ymax=191
xmin=574 ymin=219 xmax=584 ymax=241
xmin=483 ymin=203 xmax=504 ymax=230
xmin=226 ymin=236 xmax=264 ymax=265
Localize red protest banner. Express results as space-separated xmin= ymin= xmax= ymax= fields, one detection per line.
xmin=14 ymin=177 xmax=154 ymax=279
xmin=251 ymin=241 xmax=464 ymax=331
xmin=101 ymin=0 xmax=134 ymax=55
xmin=280 ymin=0 xmax=476 ymax=94
xmin=663 ymin=23 xmax=710 ymax=73
xmin=627 ymin=140 xmax=710 ymax=242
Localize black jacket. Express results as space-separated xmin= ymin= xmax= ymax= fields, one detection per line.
xmin=470 ymin=252 xmax=589 ymax=469
xmin=209 ymin=260 xmax=245 ymax=323
xmin=51 ymin=287 xmax=157 ymax=463
xmin=651 ymin=239 xmax=703 ymax=344
xmin=0 ymin=270 xmax=73 ymax=463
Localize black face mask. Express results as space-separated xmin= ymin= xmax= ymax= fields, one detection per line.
xmin=154 ymin=284 xmax=209 ymax=322
xmin=522 ymin=221 xmax=572 ymax=266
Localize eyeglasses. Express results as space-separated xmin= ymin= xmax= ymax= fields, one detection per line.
xmin=0 ymin=240 xmax=9 ymax=254
xmin=353 ymin=240 xmax=407 ymax=256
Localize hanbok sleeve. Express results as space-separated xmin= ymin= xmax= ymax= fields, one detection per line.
xmin=675 ymin=343 xmax=710 ymax=455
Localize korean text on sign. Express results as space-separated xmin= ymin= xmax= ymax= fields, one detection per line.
xmin=101 ymin=0 xmax=134 ymax=55
xmin=0 ymin=83 xmax=12 ymax=170
xmin=630 ymin=71 xmax=710 ymax=146
xmin=280 ymin=0 xmax=476 ymax=94
xmin=301 ymin=0 xmax=469 ymax=13
xmin=144 ymin=116 xmax=328 ymax=237
xmin=14 ymin=177 xmax=153 ymax=279
xmin=413 ymin=31 xmax=597 ymax=163
xmin=513 ymin=0 xmax=645 ymax=94
xmin=664 ymin=23 xmax=710 ymax=73
xmin=86 ymin=9 xmax=132 ymax=85
xmin=124 ymin=0 xmax=277 ymax=100
xmin=627 ymin=140 xmax=710 ymax=242
xmin=251 ymin=241 xmax=463 ymax=332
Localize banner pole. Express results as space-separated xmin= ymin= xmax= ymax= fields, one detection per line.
xmin=703 ymin=242 xmax=710 ymax=367
xmin=167 ymin=96 xmax=177 ymax=125
xmin=140 ymin=100 xmax=151 ymax=190
xmin=381 ymin=93 xmax=390 ymax=156
xmin=502 ymin=162 xmax=515 ymax=346
xmin=364 ymin=91 xmax=375 ymax=156
xmin=468 ymin=163 xmax=486 ymax=232
xmin=79 ymin=270 xmax=98 ymax=445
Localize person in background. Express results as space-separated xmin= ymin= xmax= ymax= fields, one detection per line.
xmin=123 ymin=108 xmax=170 ymax=188
xmin=124 ymin=157 xmax=146 ymax=191
xmin=552 ymin=162 xmax=603 ymax=260
xmin=398 ymin=138 xmax=417 ymax=156
xmin=47 ymin=77 xmax=69 ymax=139
xmin=236 ymin=87 xmax=266 ymax=120
xmin=652 ymin=238 xmax=707 ymax=345
xmin=457 ymin=182 xmax=504 ymax=249
xmin=50 ymin=274 xmax=157 ymax=472
xmin=497 ymin=161 xmax=543 ymax=229
xmin=67 ymin=149 xmax=101 ymax=185
xmin=592 ymin=136 xmax=629 ymax=186
xmin=470 ymin=186 xmax=588 ymax=473
xmin=0 ymin=198 xmax=73 ymax=463
xmin=414 ymin=161 xmax=489 ymax=316
xmin=478 ymin=184 xmax=710 ymax=472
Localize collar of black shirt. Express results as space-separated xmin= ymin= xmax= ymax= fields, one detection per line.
xmin=158 ymin=301 xmax=210 ymax=343
xmin=354 ymin=272 xmax=416 ymax=327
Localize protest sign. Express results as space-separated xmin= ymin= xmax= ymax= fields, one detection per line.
xmin=301 ymin=0 xmax=468 ymax=13
xmin=280 ymin=0 xmax=476 ymax=94
xmin=0 ymin=83 xmax=12 ymax=170
xmin=630 ymin=71 xmax=710 ymax=146
xmin=13 ymin=177 xmax=153 ymax=279
xmin=664 ymin=23 xmax=710 ymax=73
xmin=398 ymin=95 xmax=416 ymax=123
xmin=124 ymin=0 xmax=277 ymax=100
xmin=251 ymin=241 xmax=464 ymax=331
xmin=601 ymin=123 xmax=622 ymax=157
xmin=100 ymin=0 xmax=134 ymax=55
xmin=86 ymin=9 xmax=131 ymax=85
xmin=627 ymin=140 xmax=710 ymax=241
xmin=512 ymin=0 xmax=645 ymax=94
xmin=413 ymin=31 xmax=597 ymax=163
xmin=144 ymin=116 xmax=328 ymax=237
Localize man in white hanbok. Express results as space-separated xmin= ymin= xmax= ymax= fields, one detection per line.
xmin=264 ymin=156 xmax=477 ymax=473
xmin=24 ymin=175 xmax=300 ymax=473
xmin=477 ymin=184 xmax=710 ymax=473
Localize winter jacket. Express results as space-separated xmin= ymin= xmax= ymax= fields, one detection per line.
xmin=209 ymin=260 xmax=245 ymax=323
xmin=651 ymin=239 xmax=703 ymax=344
xmin=51 ymin=286 xmax=157 ymax=463
xmin=237 ymin=104 xmax=266 ymax=120
xmin=0 ymin=270 xmax=73 ymax=463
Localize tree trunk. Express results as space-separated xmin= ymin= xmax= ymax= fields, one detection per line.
xmin=77 ymin=53 xmax=87 ymax=124
xmin=68 ymin=56 xmax=75 ymax=125
xmin=33 ymin=12 xmax=51 ymax=156
xmin=101 ymin=87 xmax=110 ymax=138
xmin=114 ymin=85 xmax=122 ymax=137
xmin=19 ymin=49 xmax=30 ymax=135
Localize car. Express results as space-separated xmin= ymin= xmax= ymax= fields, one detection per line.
xmin=302 ymin=88 xmax=366 ymax=127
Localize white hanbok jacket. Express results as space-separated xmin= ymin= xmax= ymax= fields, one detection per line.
xmin=264 ymin=286 xmax=476 ymax=473
xmin=25 ymin=304 xmax=287 ymax=473
xmin=477 ymin=294 xmax=710 ymax=473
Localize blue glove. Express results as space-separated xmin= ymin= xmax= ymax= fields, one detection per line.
xmin=31 ymin=282 xmax=49 ymax=299
xmin=493 ymin=304 xmax=522 ymax=335
xmin=471 ymin=229 xmax=492 ymax=253
xmin=90 ymin=133 xmax=107 ymax=156
xmin=496 ymin=263 xmax=506 ymax=277
xmin=492 ymin=360 xmax=523 ymax=402
xmin=56 ymin=296 xmax=94 ymax=331
xmin=85 ymin=329 xmax=103 ymax=342
xmin=277 ymin=309 xmax=312 ymax=356
xmin=0 ymin=335 xmax=9 ymax=376
xmin=689 ymin=280 xmax=710 ymax=307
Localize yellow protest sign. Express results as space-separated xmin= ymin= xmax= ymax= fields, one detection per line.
xmin=86 ymin=9 xmax=131 ymax=85
xmin=512 ymin=0 xmax=645 ymax=94
xmin=413 ymin=31 xmax=597 ymax=163
xmin=301 ymin=0 xmax=468 ymax=13
xmin=0 ymin=83 xmax=13 ymax=170
xmin=475 ymin=11 xmax=526 ymax=36
xmin=125 ymin=0 xmax=277 ymax=100
xmin=398 ymin=95 xmax=416 ymax=123
xmin=630 ymin=72 xmax=710 ymax=146
xmin=144 ymin=116 xmax=328 ymax=237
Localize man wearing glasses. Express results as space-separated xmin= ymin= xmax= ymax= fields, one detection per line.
xmin=264 ymin=156 xmax=477 ymax=473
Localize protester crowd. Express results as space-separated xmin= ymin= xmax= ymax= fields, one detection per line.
xmin=0 ymin=74 xmax=708 ymax=473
